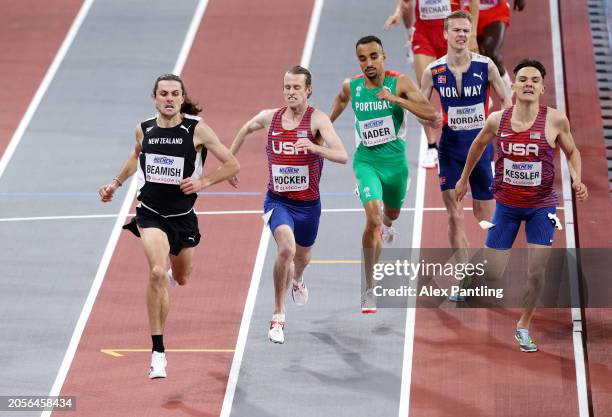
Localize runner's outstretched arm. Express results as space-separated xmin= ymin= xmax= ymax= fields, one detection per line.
xmin=180 ymin=122 xmax=240 ymax=195
xmin=330 ymin=79 xmax=351 ymax=122
xmin=295 ymin=110 xmax=348 ymax=163
xmin=227 ymin=110 xmax=274 ymax=187
xmin=98 ymin=124 xmax=143 ymax=202
xmin=488 ymin=59 xmax=512 ymax=109
xmin=553 ymin=109 xmax=588 ymax=201
xmin=377 ymin=74 xmax=437 ymax=122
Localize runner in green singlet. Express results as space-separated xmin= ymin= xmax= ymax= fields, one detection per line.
xmin=330 ymin=35 xmax=438 ymax=313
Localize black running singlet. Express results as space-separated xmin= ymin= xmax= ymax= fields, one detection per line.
xmin=137 ymin=115 xmax=207 ymax=216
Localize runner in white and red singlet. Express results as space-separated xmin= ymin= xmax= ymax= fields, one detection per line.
xmin=229 ymin=66 xmax=347 ymax=344
xmin=455 ymin=59 xmax=588 ymax=352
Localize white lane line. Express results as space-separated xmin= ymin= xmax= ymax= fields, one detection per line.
xmin=398 ymin=129 xmax=427 ymax=417
xmin=0 ymin=206 xmax=568 ymax=223
xmin=219 ymin=1 xmax=324 ymax=415
xmin=0 ymin=0 xmax=95 ymax=180
xmin=41 ymin=1 xmax=210 ymax=415
xmin=549 ymin=1 xmax=590 ymax=416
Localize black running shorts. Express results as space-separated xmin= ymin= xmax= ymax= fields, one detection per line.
xmin=123 ymin=205 xmax=201 ymax=256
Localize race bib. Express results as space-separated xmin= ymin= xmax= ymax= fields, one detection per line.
xmin=420 ymin=0 xmax=452 ymax=20
xmin=359 ymin=115 xmax=396 ymax=147
xmin=475 ymin=0 xmax=499 ymax=11
xmin=272 ymin=164 xmax=309 ymax=192
xmin=145 ymin=153 xmax=184 ymax=185
xmin=503 ymin=159 xmax=542 ymax=186
xmin=447 ymin=103 xmax=485 ymax=131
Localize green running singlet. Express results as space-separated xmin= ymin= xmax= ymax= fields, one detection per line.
xmin=350 ymin=71 xmax=409 ymax=209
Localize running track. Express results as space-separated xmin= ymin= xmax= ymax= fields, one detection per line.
xmin=0 ymin=1 xmax=610 ymax=417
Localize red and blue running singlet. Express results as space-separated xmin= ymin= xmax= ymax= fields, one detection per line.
xmin=493 ymin=105 xmax=558 ymax=208
xmin=266 ymin=106 xmax=324 ymax=202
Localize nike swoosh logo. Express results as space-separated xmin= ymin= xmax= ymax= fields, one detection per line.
xmin=271 ymin=131 xmax=282 ymax=136
xmin=500 ymin=132 xmax=513 ymax=138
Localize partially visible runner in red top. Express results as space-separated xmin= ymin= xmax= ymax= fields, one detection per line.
xmin=456 ymin=59 xmax=588 ymax=353
xmin=229 ymin=66 xmax=348 ymax=344
xmin=385 ymin=0 xmax=480 ymax=169
xmin=464 ymin=0 xmax=526 ymax=97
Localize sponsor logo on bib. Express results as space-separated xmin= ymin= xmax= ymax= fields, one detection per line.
xmin=145 ymin=153 xmax=184 ymax=185
xmin=447 ymin=103 xmax=485 ymax=131
xmin=419 ymin=0 xmax=452 ymax=20
xmin=503 ymin=158 xmax=542 ymax=186
xmin=359 ymin=115 xmax=396 ymax=147
xmin=272 ymin=164 xmax=309 ymax=192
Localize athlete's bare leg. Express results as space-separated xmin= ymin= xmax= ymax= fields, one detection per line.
xmin=472 ymin=198 xmax=495 ymax=223
xmin=293 ymin=244 xmax=312 ymax=285
xmin=169 ymin=247 xmax=194 ymax=286
xmin=517 ymin=244 xmax=552 ymax=329
xmin=442 ymin=189 xmax=469 ymax=249
xmin=272 ymin=225 xmax=296 ymax=315
xmin=139 ymin=227 xmax=171 ymax=335
xmin=478 ymin=22 xmax=512 ymax=94
xmin=363 ymin=200 xmax=384 ymax=289
xmin=383 ymin=206 xmax=401 ymax=227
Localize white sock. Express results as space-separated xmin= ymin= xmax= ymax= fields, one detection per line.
xmin=272 ymin=314 xmax=285 ymax=323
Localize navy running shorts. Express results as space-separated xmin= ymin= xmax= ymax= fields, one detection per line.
xmin=263 ymin=191 xmax=321 ymax=247
xmin=485 ymin=201 xmax=557 ymax=249
xmin=438 ymin=142 xmax=494 ymax=200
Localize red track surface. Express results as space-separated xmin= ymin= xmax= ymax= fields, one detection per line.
xmin=559 ymin=2 xmax=612 ymax=415
xmin=0 ymin=0 xmax=81 ymax=153
xmin=56 ymin=1 xmax=314 ymax=416
xmin=409 ymin=2 xmax=581 ymax=416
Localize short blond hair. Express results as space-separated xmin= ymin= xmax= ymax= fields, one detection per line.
xmin=444 ymin=10 xmax=472 ymax=31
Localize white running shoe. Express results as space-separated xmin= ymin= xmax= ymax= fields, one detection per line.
xmin=405 ymin=27 xmax=415 ymax=63
xmin=422 ymin=147 xmax=438 ymax=169
xmin=148 ymin=351 xmax=167 ymax=379
xmin=381 ymin=224 xmax=398 ymax=245
xmin=268 ymin=314 xmax=285 ymax=344
xmin=361 ymin=288 xmax=377 ymax=314
xmin=167 ymin=269 xmax=177 ymax=287
xmin=291 ymin=278 xmax=308 ymax=306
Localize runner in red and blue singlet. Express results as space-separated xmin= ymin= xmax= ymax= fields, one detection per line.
xmin=455 ymin=59 xmax=588 ymax=352
xmin=229 ymin=66 xmax=347 ymax=344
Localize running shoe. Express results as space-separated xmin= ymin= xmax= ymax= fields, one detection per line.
xmin=167 ymin=269 xmax=177 ymax=287
xmin=448 ymin=276 xmax=473 ymax=302
xmin=405 ymin=27 xmax=415 ymax=63
xmin=149 ymin=351 xmax=167 ymax=379
xmin=515 ymin=328 xmax=538 ymax=352
xmin=361 ymin=288 xmax=377 ymax=314
xmin=291 ymin=277 xmax=308 ymax=306
xmin=381 ymin=224 xmax=398 ymax=245
xmin=448 ymin=292 xmax=466 ymax=303
xmin=268 ymin=314 xmax=286 ymax=344
xmin=422 ymin=147 xmax=438 ymax=169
